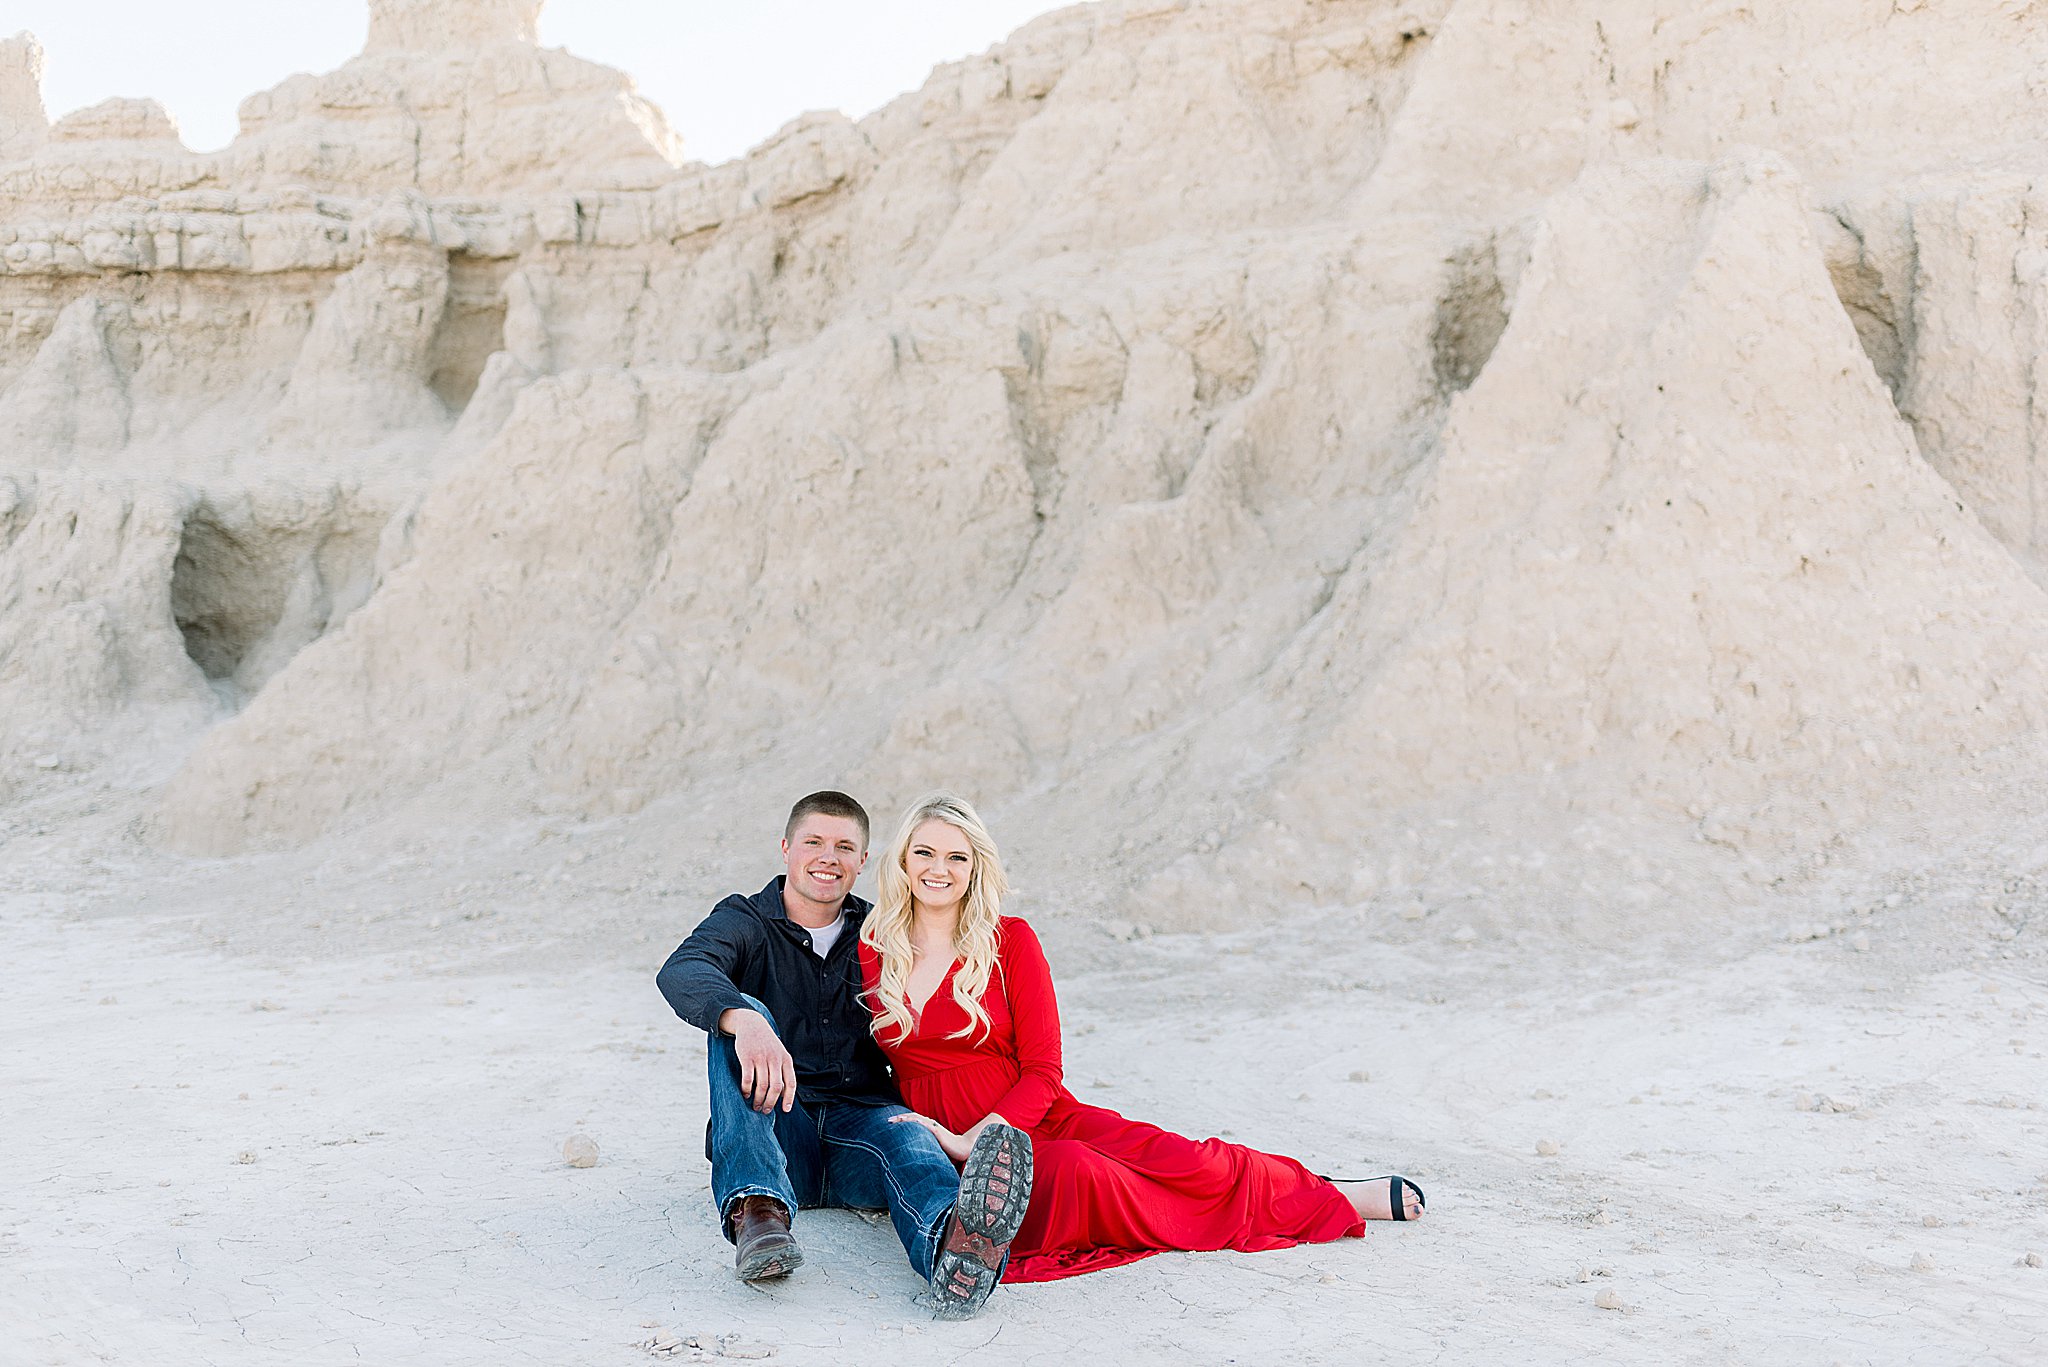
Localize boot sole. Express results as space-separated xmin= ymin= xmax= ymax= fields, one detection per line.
xmin=736 ymin=1237 xmax=803 ymax=1282
xmin=930 ymin=1123 xmax=1033 ymax=1319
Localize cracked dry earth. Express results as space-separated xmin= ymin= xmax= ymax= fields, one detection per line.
xmin=4 ymin=828 xmax=2046 ymax=1367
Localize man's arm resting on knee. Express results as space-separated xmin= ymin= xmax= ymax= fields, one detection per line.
xmin=656 ymin=903 xmax=793 ymax=1111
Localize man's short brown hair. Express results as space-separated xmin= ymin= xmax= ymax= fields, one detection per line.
xmin=785 ymin=790 xmax=871 ymax=845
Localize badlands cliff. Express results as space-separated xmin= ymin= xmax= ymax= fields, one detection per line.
xmin=6 ymin=0 xmax=2048 ymax=930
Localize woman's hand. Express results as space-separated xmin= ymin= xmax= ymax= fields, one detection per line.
xmin=890 ymin=1110 xmax=973 ymax=1163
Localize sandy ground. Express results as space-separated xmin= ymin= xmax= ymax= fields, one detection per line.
xmin=4 ymin=781 xmax=2047 ymax=1367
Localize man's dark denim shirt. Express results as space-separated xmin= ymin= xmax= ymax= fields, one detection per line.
xmin=656 ymin=876 xmax=899 ymax=1108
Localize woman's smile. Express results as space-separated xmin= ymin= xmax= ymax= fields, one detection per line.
xmin=906 ymin=820 xmax=975 ymax=909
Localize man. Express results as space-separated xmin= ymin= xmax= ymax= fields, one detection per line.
xmin=656 ymin=790 xmax=1032 ymax=1318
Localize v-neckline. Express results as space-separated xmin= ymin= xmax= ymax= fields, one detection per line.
xmin=907 ymin=955 xmax=961 ymax=1020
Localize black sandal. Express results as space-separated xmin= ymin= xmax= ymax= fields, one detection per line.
xmin=1327 ymin=1173 xmax=1427 ymax=1220
xmin=1383 ymin=1175 xmax=1425 ymax=1221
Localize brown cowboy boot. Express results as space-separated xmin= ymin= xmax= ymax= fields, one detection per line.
xmin=731 ymin=1195 xmax=802 ymax=1281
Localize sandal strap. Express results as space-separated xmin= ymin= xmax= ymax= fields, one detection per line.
xmin=1322 ymin=1173 xmax=1427 ymax=1220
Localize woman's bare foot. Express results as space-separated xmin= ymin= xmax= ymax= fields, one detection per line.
xmin=1336 ymin=1176 xmax=1426 ymax=1221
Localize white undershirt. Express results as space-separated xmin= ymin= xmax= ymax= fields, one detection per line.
xmin=805 ymin=913 xmax=847 ymax=960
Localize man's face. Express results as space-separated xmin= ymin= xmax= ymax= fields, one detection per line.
xmin=782 ymin=814 xmax=868 ymax=911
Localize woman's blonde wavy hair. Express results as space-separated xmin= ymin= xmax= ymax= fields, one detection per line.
xmin=862 ymin=792 xmax=1009 ymax=1045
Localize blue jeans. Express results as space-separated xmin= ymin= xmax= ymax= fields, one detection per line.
xmin=707 ymin=995 xmax=959 ymax=1280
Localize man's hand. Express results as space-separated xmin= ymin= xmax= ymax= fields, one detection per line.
xmin=719 ymin=1008 xmax=798 ymax=1114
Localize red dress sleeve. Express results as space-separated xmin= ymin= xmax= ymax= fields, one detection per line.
xmin=984 ymin=917 xmax=1065 ymax=1130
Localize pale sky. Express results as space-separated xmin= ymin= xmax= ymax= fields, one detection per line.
xmin=11 ymin=0 xmax=1064 ymax=164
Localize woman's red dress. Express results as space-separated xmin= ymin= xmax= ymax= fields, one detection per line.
xmin=859 ymin=917 xmax=1363 ymax=1281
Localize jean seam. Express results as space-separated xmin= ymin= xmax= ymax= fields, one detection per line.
xmin=823 ymin=1132 xmax=954 ymax=1281
xmin=820 ymin=1132 xmax=921 ymax=1213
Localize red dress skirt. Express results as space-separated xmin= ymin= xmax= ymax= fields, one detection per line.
xmin=859 ymin=917 xmax=1363 ymax=1281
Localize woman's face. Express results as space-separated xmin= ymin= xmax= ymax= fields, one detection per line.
xmin=904 ymin=819 xmax=974 ymax=916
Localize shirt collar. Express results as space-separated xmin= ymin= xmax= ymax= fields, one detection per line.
xmin=756 ymin=874 xmax=870 ymax=926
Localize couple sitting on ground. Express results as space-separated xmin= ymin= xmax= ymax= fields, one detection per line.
xmin=656 ymin=790 xmax=1426 ymax=1318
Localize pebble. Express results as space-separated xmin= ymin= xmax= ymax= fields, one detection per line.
xmin=1347 ymin=1070 xmax=1370 ymax=1083
xmin=1449 ymin=925 xmax=1478 ymax=944
xmin=635 ymin=1331 xmax=712 ymax=1359
xmin=1593 ymin=1289 xmax=1627 ymax=1311
xmin=2024 ymin=1252 xmax=2044 ymax=1268
xmin=1911 ymin=1253 xmax=1937 ymax=1272
xmin=1398 ymin=902 xmax=1428 ymax=922
xmin=1922 ymin=1215 xmax=1942 ymax=1228
xmin=637 ymin=1334 xmax=693 ymax=1359
xmin=1536 ymin=1139 xmax=1562 ymax=1157
xmin=233 ymin=1151 xmax=257 ymax=1165
xmin=563 ymin=1134 xmax=600 ymax=1168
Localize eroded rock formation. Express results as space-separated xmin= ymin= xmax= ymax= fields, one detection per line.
xmin=7 ymin=0 xmax=2048 ymax=928
xmin=0 ymin=33 xmax=48 ymax=163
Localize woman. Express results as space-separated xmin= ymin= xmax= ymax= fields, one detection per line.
xmin=858 ymin=793 xmax=1425 ymax=1282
